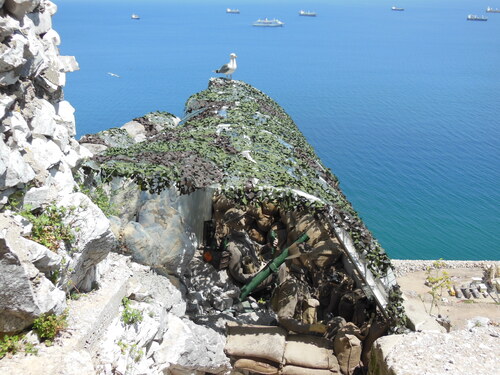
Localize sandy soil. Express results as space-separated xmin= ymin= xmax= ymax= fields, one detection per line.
xmin=396 ymin=266 xmax=500 ymax=330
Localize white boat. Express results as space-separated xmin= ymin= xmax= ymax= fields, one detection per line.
xmin=391 ymin=6 xmax=404 ymax=11
xmin=226 ymin=8 xmax=240 ymax=14
xmin=253 ymin=18 xmax=284 ymax=27
xmin=467 ymin=14 xmax=488 ymax=21
xmin=299 ymin=10 xmax=317 ymax=17
xmin=486 ymin=7 xmax=500 ymax=13
xmin=131 ymin=14 xmax=140 ymax=20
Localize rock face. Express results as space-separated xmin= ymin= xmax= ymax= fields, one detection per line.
xmin=0 ymin=0 xmax=88 ymax=207
xmin=0 ymin=0 xmax=106 ymax=332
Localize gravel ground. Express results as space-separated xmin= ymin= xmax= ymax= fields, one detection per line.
xmin=391 ymin=259 xmax=498 ymax=277
xmin=382 ymin=325 xmax=500 ymax=375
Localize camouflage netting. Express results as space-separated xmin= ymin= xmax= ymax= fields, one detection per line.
xmin=80 ymin=78 xmax=405 ymax=333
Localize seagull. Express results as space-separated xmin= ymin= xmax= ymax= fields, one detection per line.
xmin=214 ymin=53 xmax=237 ymax=79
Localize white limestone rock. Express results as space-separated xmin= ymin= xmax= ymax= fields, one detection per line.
xmin=58 ymin=55 xmax=79 ymax=73
xmin=122 ymin=199 xmax=196 ymax=277
xmin=0 ymin=12 xmax=20 ymax=42
xmin=20 ymin=15 xmax=48 ymax=77
xmin=0 ymin=93 xmax=15 ymax=120
xmin=55 ymin=100 xmax=76 ymax=136
xmin=1 ymin=111 xmax=30 ymax=147
xmin=42 ymin=28 xmax=60 ymax=46
xmin=121 ymin=121 xmax=147 ymax=143
xmin=29 ymin=98 xmax=56 ymax=136
xmin=154 ymin=314 xmax=230 ymax=374
xmin=44 ymin=0 xmax=57 ymax=16
xmin=58 ymin=193 xmax=117 ymax=292
xmin=26 ymin=7 xmax=52 ymax=35
xmin=0 ymin=213 xmax=66 ymax=334
xmin=40 ymin=64 xmax=65 ymax=92
xmin=63 ymin=139 xmax=93 ymax=169
xmin=21 ymin=236 xmax=62 ymax=275
xmin=0 ymin=32 xmax=26 ymax=72
xmin=30 ymin=136 xmax=63 ymax=169
xmin=4 ymin=0 xmax=40 ymax=20
xmin=0 ymin=69 xmax=19 ymax=86
xmin=0 ymin=137 xmax=36 ymax=189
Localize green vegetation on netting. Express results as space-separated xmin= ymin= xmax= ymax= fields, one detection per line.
xmin=97 ymin=80 xmax=346 ymax=207
xmin=92 ymin=79 xmax=392 ymax=279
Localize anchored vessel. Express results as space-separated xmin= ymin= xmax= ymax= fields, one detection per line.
xmin=467 ymin=14 xmax=488 ymax=21
xmin=391 ymin=6 xmax=404 ymax=11
xmin=486 ymin=7 xmax=500 ymax=13
xmin=253 ymin=18 xmax=285 ymax=27
xmin=299 ymin=10 xmax=317 ymax=16
xmin=226 ymin=8 xmax=240 ymax=14
xmin=131 ymin=14 xmax=140 ymax=20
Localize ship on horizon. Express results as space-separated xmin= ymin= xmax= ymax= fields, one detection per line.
xmin=467 ymin=14 xmax=488 ymax=21
xmin=391 ymin=6 xmax=404 ymax=11
xmin=486 ymin=7 xmax=500 ymax=13
xmin=253 ymin=18 xmax=284 ymax=27
xmin=299 ymin=10 xmax=317 ymax=17
xmin=226 ymin=8 xmax=240 ymax=14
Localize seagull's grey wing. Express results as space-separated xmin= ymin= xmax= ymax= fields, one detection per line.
xmin=216 ymin=63 xmax=230 ymax=74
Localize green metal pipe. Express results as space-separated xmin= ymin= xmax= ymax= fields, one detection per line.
xmin=239 ymin=233 xmax=310 ymax=301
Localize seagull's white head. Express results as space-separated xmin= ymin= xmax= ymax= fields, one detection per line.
xmin=230 ymin=53 xmax=237 ymax=59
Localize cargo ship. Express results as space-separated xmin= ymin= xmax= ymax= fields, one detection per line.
xmin=253 ymin=18 xmax=284 ymax=27
xmin=391 ymin=6 xmax=404 ymax=11
xmin=486 ymin=7 xmax=500 ymax=13
xmin=299 ymin=10 xmax=317 ymax=17
xmin=226 ymin=8 xmax=240 ymax=14
xmin=467 ymin=14 xmax=488 ymax=21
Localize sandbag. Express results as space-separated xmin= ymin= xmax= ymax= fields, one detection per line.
xmin=225 ymin=323 xmax=287 ymax=363
xmin=234 ymin=358 xmax=279 ymax=375
xmin=308 ymin=239 xmax=343 ymax=268
xmin=283 ymin=334 xmax=339 ymax=371
xmin=281 ymin=365 xmax=340 ymax=375
xmin=333 ymin=327 xmax=362 ymax=375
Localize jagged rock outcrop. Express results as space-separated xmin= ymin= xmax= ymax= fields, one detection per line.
xmin=0 ymin=0 xmax=110 ymax=332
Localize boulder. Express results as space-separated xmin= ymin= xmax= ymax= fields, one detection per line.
xmin=21 ymin=236 xmax=62 ymax=276
xmin=121 ymin=120 xmax=146 ymax=143
xmin=0 ymin=33 xmax=26 ymax=72
xmin=1 ymin=110 xmax=30 ymax=147
xmin=0 ymin=137 xmax=36 ymax=189
xmin=29 ymin=98 xmax=57 ymax=137
xmin=30 ymin=136 xmax=64 ymax=170
xmin=154 ymin=314 xmax=230 ymax=374
xmin=0 ymin=213 xmax=66 ymax=334
xmin=58 ymin=193 xmax=117 ymax=292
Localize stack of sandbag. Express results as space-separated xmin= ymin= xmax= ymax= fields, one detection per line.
xmin=225 ymin=323 xmax=341 ymax=375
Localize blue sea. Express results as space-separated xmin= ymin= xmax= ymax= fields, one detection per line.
xmin=53 ymin=0 xmax=500 ymax=261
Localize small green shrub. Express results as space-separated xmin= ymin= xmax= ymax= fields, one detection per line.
xmin=425 ymin=259 xmax=451 ymax=315
xmin=78 ymin=184 xmax=117 ymax=217
xmin=20 ymin=204 xmax=75 ymax=252
xmin=33 ymin=311 xmax=68 ymax=340
xmin=0 ymin=335 xmax=22 ymax=358
xmin=0 ymin=335 xmax=38 ymax=358
xmin=121 ymin=297 xmax=143 ymax=325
